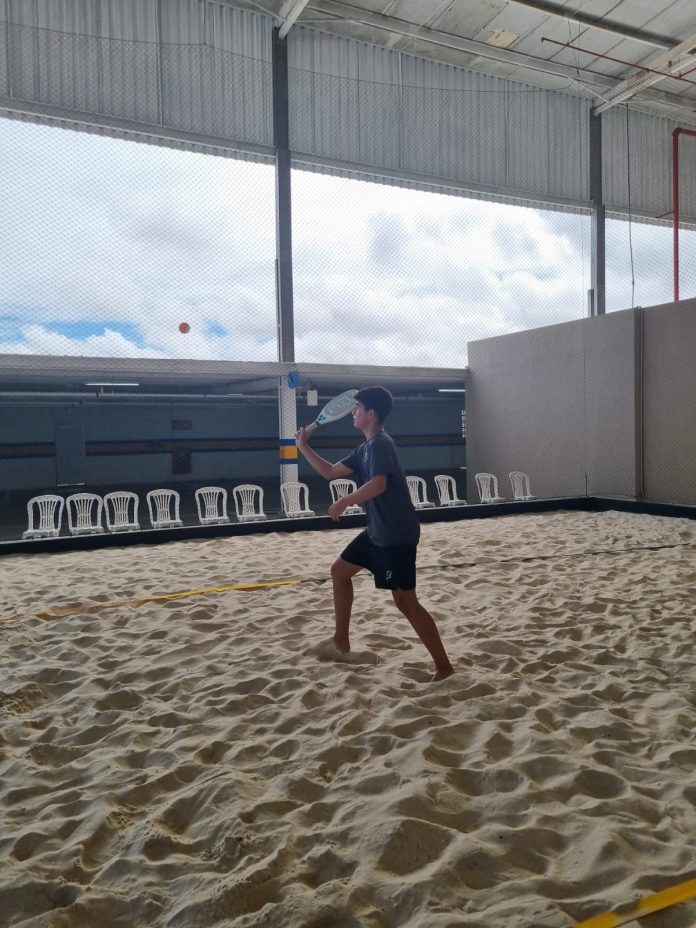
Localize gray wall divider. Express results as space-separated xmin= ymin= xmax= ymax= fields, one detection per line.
xmin=643 ymin=299 xmax=696 ymax=504
xmin=467 ymin=298 xmax=696 ymax=506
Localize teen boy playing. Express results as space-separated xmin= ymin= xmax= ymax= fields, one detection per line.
xmin=295 ymin=386 xmax=454 ymax=682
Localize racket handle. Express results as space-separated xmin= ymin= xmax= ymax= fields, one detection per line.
xmin=304 ymin=421 xmax=319 ymax=434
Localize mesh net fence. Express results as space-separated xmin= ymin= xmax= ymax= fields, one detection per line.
xmin=2 ymin=20 xmax=696 ymax=531
xmin=1 ymin=118 xmax=277 ymax=362
xmin=5 ymin=112 xmax=695 ymax=367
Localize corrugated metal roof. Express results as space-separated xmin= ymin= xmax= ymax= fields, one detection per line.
xmin=262 ymin=0 xmax=696 ymax=123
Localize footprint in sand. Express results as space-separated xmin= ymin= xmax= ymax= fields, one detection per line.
xmin=311 ymin=639 xmax=381 ymax=665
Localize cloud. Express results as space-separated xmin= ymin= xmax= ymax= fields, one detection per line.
xmin=292 ymin=174 xmax=590 ymax=362
xmin=2 ymin=117 xmax=689 ymax=370
xmin=605 ymin=218 xmax=680 ymax=311
xmin=1 ymin=325 xmax=167 ymax=358
xmin=367 ymin=214 xmax=408 ymax=267
xmin=1 ymin=119 xmax=277 ymax=360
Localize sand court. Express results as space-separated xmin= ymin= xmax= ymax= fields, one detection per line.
xmin=1 ymin=510 xmax=696 ymax=927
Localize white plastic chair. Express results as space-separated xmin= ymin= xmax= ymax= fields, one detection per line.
xmin=329 ymin=478 xmax=364 ymax=515
xmin=475 ymin=473 xmax=504 ymax=503
xmin=434 ymin=475 xmax=467 ymax=507
xmin=146 ymin=489 xmax=183 ymax=529
xmin=104 ymin=491 xmax=140 ymax=533
xmin=195 ymin=486 xmax=229 ymax=525
xmin=232 ymin=484 xmax=267 ymax=523
xmin=66 ymin=493 xmax=104 ymax=535
xmin=509 ymin=471 xmax=535 ymax=501
xmin=23 ymin=495 xmax=64 ymax=539
xmin=406 ymin=475 xmax=435 ymax=509
xmin=281 ymin=482 xmax=315 ymax=518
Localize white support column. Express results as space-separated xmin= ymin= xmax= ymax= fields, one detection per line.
xmin=278 ymin=375 xmax=298 ymax=488
xmin=272 ymin=30 xmax=297 ymax=502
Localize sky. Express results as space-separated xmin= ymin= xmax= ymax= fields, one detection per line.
xmin=1 ymin=117 xmax=692 ymax=368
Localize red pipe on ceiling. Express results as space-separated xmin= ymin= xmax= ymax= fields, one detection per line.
xmin=541 ymin=37 xmax=696 ymax=86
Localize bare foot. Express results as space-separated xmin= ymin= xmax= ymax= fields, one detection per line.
xmin=431 ymin=665 xmax=455 ymax=682
xmin=313 ymin=638 xmax=380 ymax=665
xmin=313 ymin=638 xmax=351 ymax=662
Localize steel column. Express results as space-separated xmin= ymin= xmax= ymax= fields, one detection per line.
xmin=589 ymin=109 xmax=605 ymax=316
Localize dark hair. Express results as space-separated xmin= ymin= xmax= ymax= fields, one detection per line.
xmin=354 ymin=386 xmax=393 ymax=423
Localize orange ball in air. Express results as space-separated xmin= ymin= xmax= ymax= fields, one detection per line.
xmin=178 ymin=322 xmax=190 ymax=334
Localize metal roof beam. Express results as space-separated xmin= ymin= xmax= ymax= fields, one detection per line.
xmin=209 ymin=377 xmax=281 ymax=394
xmin=503 ymin=0 xmax=674 ymax=50
xmin=278 ymin=0 xmax=311 ymax=38
xmin=310 ymin=0 xmax=613 ymax=90
xmin=594 ymin=31 xmax=696 ymax=114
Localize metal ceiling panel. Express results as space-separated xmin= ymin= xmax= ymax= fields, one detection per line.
xmin=511 ymin=15 xmax=633 ymax=68
xmin=424 ymin=0 xmax=505 ymax=40
xmin=474 ymin=2 xmax=546 ymax=44
xmin=609 ymin=0 xmax=693 ymax=38
xmin=375 ymin=1 xmax=442 ymax=27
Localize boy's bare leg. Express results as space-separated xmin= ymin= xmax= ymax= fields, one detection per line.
xmin=330 ymin=558 xmax=363 ymax=651
xmin=392 ymin=589 xmax=454 ymax=681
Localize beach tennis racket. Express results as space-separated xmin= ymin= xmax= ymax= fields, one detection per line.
xmin=304 ymin=389 xmax=358 ymax=433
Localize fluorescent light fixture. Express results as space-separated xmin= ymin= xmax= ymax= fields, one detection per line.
xmin=85 ymin=382 xmax=140 ymax=387
xmin=438 ymin=388 xmax=466 ymax=393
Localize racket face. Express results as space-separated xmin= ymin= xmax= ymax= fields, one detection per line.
xmin=315 ymin=389 xmax=358 ymax=426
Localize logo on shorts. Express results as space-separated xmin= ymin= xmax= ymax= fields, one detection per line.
xmin=385 ymin=570 xmax=392 ymax=580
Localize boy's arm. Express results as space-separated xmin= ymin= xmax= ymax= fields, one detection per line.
xmin=295 ymin=427 xmax=353 ymax=481
xmin=328 ymin=474 xmax=387 ymax=521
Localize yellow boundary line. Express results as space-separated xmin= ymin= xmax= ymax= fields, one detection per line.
xmin=0 ymin=578 xmax=304 ymax=626
xmin=574 ymin=877 xmax=696 ymax=927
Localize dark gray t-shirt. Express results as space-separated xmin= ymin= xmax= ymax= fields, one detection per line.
xmin=341 ymin=431 xmax=420 ymax=547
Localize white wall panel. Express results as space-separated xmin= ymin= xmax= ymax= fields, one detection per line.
xmin=100 ymin=0 xmax=160 ymax=124
xmin=0 ymin=31 xmax=4 ymax=98
xmin=289 ymin=24 xmax=592 ymax=208
xmin=1 ymin=0 xmax=273 ymax=153
xmin=289 ymin=27 xmax=402 ymax=170
xmin=158 ymin=0 xmax=271 ymax=143
xmin=400 ymin=57 xmax=510 ymax=188
xmin=547 ymin=90 xmax=588 ymax=201
xmin=506 ymin=86 xmax=550 ymax=194
xmin=603 ymin=107 xmax=696 ymax=224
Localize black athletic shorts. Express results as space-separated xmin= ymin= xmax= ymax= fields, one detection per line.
xmin=340 ymin=530 xmax=417 ymax=591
